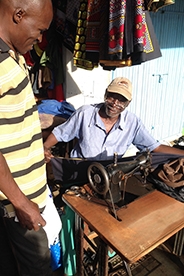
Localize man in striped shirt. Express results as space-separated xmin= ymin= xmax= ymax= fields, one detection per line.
xmin=0 ymin=0 xmax=61 ymax=275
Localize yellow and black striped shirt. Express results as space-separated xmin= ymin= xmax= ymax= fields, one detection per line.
xmin=0 ymin=39 xmax=47 ymax=217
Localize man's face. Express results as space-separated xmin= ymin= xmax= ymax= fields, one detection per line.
xmin=104 ymin=92 xmax=129 ymax=118
xmin=11 ymin=4 xmax=53 ymax=54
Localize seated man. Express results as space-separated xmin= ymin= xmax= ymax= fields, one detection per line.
xmin=44 ymin=77 xmax=184 ymax=160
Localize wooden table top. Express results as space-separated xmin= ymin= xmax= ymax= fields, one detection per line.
xmin=63 ymin=189 xmax=184 ymax=263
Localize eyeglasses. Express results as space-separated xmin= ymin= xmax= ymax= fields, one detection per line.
xmin=105 ymin=96 xmax=129 ymax=110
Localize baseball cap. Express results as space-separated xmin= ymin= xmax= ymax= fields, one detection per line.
xmin=106 ymin=77 xmax=132 ymax=101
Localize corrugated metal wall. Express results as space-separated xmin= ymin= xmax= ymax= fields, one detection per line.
xmin=113 ymin=0 xmax=184 ymax=142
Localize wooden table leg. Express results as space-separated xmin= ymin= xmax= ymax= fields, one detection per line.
xmin=173 ymin=228 xmax=184 ymax=256
xmin=98 ymin=239 xmax=108 ymax=276
xmin=75 ymin=213 xmax=84 ymax=276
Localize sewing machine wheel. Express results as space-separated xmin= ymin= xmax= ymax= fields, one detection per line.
xmin=87 ymin=162 xmax=109 ymax=195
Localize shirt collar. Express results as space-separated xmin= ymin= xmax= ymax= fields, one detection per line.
xmin=0 ymin=38 xmax=24 ymax=65
xmin=118 ymin=110 xmax=127 ymax=130
xmin=0 ymin=38 xmax=11 ymax=53
xmin=93 ymin=103 xmax=104 ymax=127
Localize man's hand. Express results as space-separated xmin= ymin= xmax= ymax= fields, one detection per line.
xmin=14 ymin=198 xmax=46 ymax=231
xmin=43 ymin=133 xmax=59 ymax=163
xmin=44 ymin=146 xmax=54 ymax=163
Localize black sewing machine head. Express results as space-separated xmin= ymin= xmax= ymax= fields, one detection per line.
xmin=87 ymin=150 xmax=152 ymax=204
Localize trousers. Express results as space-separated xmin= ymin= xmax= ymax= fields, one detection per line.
xmin=1 ymin=216 xmax=53 ymax=276
xmin=0 ymin=216 xmax=19 ymax=276
xmin=0 ymin=187 xmax=62 ymax=276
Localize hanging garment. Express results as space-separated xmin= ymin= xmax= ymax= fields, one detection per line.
xmin=85 ymin=0 xmax=106 ymax=63
xmin=64 ymin=0 xmax=163 ymax=70
xmin=131 ymin=10 xmax=162 ymax=65
xmin=108 ymin=0 xmax=127 ymax=60
xmin=55 ymin=0 xmax=80 ymax=52
xmin=100 ymin=0 xmax=161 ymax=70
xmin=73 ymin=0 xmax=99 ymax=70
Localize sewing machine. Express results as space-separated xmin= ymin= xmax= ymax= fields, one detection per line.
xmin=64 ymin=150 xmax=152 ymax=220
xmin=87 ymin=150 xmax=152 ymax=207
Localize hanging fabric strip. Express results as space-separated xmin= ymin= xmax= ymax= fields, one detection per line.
xmin=85 ymin=0 xmax=101 ymax=55
xmin=131 ymin=10 xmax=162 ymax=65
xmin=108 ymin=0 xmax=126 ymax=60
xmin=73 ymin=0 xmax=99 ymax=70
xmin=54 ymin=0 xmax=79 ymax=52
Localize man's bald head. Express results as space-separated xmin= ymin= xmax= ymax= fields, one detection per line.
xmin=0 ymin=0 xmax=51 ymax=12
xmin=0 ymin=0 xmax=53 ymax=54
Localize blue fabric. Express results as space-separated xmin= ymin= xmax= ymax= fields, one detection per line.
xmin=37 ymin=99 xmax=75 ymax=119
xmin=50 ymin=241 xmax=62 ymax=271
xmin=53 ymin=103 xmax=160 ymax=160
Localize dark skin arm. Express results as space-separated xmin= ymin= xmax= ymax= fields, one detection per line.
xmin=153 ymin=144 xmax=184 ymax=156
xmin=0 ymin=152 xmax=46 ymax=231
xmin=44 ymin=133 xmax=59 ymax=163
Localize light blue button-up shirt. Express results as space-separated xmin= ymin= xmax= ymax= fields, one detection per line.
xmin=52 ymin=103 xmax=160 ymax=160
